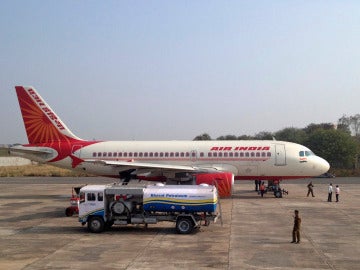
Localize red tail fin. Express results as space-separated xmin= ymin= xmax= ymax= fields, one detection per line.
xmin=15 ymin=86 xmax=82 ymax=144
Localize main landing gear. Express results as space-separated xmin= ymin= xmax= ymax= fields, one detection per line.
xmin=266 ymin=180 xmax=288 ymax=198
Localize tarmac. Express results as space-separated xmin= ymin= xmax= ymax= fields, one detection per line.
xmin=0 ymin=177 xmax=359 ymax=270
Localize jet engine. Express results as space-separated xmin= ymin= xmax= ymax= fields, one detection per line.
xmin=195 ymin=172 xmax=234 ymax=198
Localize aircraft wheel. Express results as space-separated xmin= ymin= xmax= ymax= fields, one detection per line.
xmin=65 ymin=207 xmax=73 ymax=217
xmin=274 ymin=190 xmax=282 ymax=198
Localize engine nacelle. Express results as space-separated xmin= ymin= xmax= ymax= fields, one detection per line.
xmin=195 ymin=172 xmax=234 ymax=198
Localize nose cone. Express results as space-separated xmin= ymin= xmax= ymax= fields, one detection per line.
xmin=318 ymin=157 xmax=330 ymax=175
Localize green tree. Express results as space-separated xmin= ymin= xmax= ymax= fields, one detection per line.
xmin=237 ymin=135 xmax=253 ymax=140
xmin=305 ymin=129 xmax=357 ymax=169
xmin=254 ymin=131 xmax=274 ymax=140
xmin=338 ymin=114 xmax=360 ymax=136
xmin=217 ymin=135 xmax=238 ymax=140
xmin=193 ymin=133 xmax=212 ymax=141
xmin=274 ymin=127 xmax=307 ymax=144
xmin=303 ymin=123 xmax=335 ymax=134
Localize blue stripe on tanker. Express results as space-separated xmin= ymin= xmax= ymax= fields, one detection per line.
xmin=143 ymin=201 xmax=217 ymax=212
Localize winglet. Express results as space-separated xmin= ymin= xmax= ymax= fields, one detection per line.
xmin=15 ymin=86 xmax=83 ymax=144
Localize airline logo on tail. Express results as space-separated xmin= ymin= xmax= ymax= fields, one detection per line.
xmin=15 ymin=86 xmax=82 ymax=144
xmin=28 ymin=88 xmax=66 ymax=131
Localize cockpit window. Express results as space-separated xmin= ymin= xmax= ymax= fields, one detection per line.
xmin=299 ymin=150 xmax=315 ymax=157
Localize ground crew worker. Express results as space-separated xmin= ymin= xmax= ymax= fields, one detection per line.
xmin=291 ymin=210 xmax=301 ymax=244
xmin=259 ymin=182 xmax=266 ymax=197
xmin=328 ymin=183 xmax=333 ymax=202
xmin=307 ymin=181 xmax=315 ymax=197
xmin=335 ymin=185 xmax=340 ymax=202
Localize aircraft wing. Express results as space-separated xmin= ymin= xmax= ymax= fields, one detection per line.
xmin=83 ymin=159 xmax=222 ymax=173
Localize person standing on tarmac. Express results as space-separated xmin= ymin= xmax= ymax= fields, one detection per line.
xmin=291 ymin=210 xmax=301 ymax=244
xmin=307 ymin=181 xmax=315 ymax=197
xmin=328 ymin=183 xmax=333 ymax=202
xmin=335 ymin=185 xmax=340 ymax=202
xmin=259 ymin=182 xmax=266 ymax=197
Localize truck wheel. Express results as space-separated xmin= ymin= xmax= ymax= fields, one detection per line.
xmin=88 ymin=216 xmax=104 ymax=233
xmin=176 ymin=218 xmax=194 ymax=234
xmin=65 ymin=207 xmax=73 ymax=217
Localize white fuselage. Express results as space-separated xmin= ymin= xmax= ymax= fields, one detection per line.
xmin=39 ymin=140 xmax=329 ymax=180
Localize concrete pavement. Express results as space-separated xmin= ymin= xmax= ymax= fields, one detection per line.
xmin=0 ymin=177 xmax=359 ymax=269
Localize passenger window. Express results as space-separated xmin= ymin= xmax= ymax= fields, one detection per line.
xmin=92 ymin=152 xmax=96 ymax=157
xmin=267 ymin=152 xmax=271 ymax=157
xmin=98 ymin=192 xmax=103 ymax=201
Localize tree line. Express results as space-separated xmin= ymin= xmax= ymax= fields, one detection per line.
xmin=194 ymin=114 xmax=360 ymax=170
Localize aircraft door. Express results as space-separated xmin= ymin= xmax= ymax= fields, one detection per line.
xmin=275 ymin=144 xmax=286 ymax=166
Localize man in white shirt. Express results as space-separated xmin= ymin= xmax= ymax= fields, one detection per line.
xmin=335 ymin=185 xmax=340 ymax=202
xmin=328 ymin=183 xmax=333 ymax=202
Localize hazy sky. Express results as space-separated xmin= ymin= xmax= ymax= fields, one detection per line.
xmin=1 ymin=1 xmax=360 ymax=144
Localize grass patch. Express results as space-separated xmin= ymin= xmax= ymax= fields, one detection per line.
xmin=0 ymin=164 xmax=91 ymax=177
xmin=0 ymin=148 xmax=10 ymax=157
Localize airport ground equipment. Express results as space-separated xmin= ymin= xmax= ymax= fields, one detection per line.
xmin=78 ymin=184 xmax=220 ymax=234
xmin=65 ymin=186 xmax=83 ymax=216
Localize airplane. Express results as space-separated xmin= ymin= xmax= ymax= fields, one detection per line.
xmin=8 ymin=86 xmax=330 ymax=197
